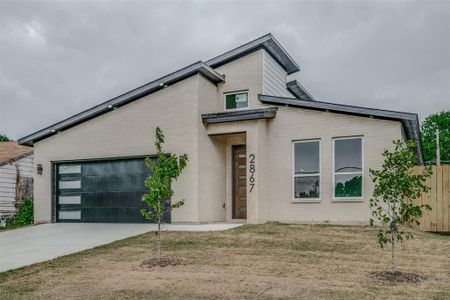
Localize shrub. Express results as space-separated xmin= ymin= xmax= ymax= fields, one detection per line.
xmin=7 ymin=198 xmax=34 ymax=227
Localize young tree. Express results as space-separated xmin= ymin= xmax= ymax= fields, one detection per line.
xmin=369 ymin=140 xmax=432 ymax=272
xmin=421 ymin=111 xmax=450 ymax=164
xmin=140 ymin=127 xmax=188 ymax=262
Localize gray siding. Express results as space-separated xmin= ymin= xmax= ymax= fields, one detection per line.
xmin=0 ymin=155 xmax=33 ymax=216
xmin=263 ymin=50 xmax=295 ymax=97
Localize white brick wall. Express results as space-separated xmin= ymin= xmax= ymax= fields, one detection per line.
xmin=32 ymin=48 xmax=405 ymax=225
xmin=33 ymin=76 xmax=201 ymax=223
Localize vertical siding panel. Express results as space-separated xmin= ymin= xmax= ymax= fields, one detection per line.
xmin=430 ymin=168 xmax=437 ymax=231
xmin=419 ymin=166 xmax=425 ymax=231
xmin=424 ymin=171 xmax=431 ymax=231
xmin=442 ymin=165 xmax=449 ymax=231
xmin=412 ymin=165 xmax=450 ymax=232
xmin=436 ymin=166 xmax=443 ymax=231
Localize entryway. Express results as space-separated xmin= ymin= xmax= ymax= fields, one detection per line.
xmin=232 ymin=145 xmax=247 ymax=219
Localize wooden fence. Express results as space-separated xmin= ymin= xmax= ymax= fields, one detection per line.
xmin=413 ymin=165 xmax=450 ymax=232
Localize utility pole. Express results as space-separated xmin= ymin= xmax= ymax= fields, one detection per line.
xmin=436 ymin=129 xmax=441 ymax=165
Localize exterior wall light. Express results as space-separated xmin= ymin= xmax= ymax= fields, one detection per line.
xmin=37 ymin=164 xmax=43 ymax=175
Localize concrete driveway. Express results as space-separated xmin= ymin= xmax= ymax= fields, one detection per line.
xmin=0 ymin=223 xmax=242 ymax=272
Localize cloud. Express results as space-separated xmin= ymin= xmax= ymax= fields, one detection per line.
xmin=1 ymin=0 xmax=449 ymax=139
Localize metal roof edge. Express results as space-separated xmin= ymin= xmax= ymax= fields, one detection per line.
xmin=258 ymin=94 xmax=423 ymax=165
xmin=18 ymin=61 xmax=224 ymax=146
xmin=286 ymin=80 xmax=315 ymax=101
xmin=259 ymin=94 xmax=418 ymax=119
xmin=205 ymin=33 xmax=300 ymax=75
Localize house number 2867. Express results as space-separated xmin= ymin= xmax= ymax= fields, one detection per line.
xmin=249 ymin=153 xmax=256 ymax=193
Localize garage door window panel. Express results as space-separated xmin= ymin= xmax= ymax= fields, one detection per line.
xmin=58 ymin=210 xmax=81 ymax=220
xmin=58 ymin=195 xmax=81 ymax=205
xmin=58 ymin=164 xmax=81 ymax=174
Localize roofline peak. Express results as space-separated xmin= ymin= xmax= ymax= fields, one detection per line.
xmin=205 ymin=33 xmax=300 ymax=75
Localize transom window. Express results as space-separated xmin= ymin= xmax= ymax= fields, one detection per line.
xmin=333 ymin=137 xmax=363 ymax=199
xmin=225 ymin=92 xmax=248 ymax=110
xmin=293 ymin=140 xmax=320 ymax=200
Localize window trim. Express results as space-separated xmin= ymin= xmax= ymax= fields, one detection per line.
xmin=292 ymin=139 xmax=321 ymax=203
xmin=332 ymin=136 xmax=364 ymax=201
xmin=224 ymin=91 xmax=249 ymax=111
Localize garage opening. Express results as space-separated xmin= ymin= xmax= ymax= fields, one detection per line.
xmin=53 ymin=157 xmax=170 ymax=223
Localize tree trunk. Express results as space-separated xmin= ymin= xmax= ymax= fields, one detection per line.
xmin=391 ymin=232 xmax=397 ymax=272
xmin=156 ymin=218 xmax=161 ymax=263
xmin=156 ymin=199 xmax=161 ymax=263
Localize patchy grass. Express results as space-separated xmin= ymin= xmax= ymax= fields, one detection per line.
xmin=0 ymin=224 xmax=449 ymax=299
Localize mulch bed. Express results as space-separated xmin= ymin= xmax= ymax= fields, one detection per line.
xmin=369 ymin=271 xmax=426 ymax=285
xmin=140 ymin=258 xmax=182 ymax=268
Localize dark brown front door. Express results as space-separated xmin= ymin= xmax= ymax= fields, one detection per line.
xmin=232 ymin=145 xmax=247 ymax=219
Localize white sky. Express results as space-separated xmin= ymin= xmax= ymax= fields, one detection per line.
xmin=1 ymin=0 xmax=449 ymax=140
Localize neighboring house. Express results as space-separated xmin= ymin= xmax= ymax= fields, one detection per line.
xmin=0 ymin=142 xmax=33 ymax=219
xmin=18 ymin=34 xmax=422 ymax=225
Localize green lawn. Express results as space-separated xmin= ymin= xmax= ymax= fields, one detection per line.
xmin=1 ymin=224 xmax=449 ymax=299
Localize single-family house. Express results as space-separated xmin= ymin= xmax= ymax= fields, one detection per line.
xmin=18 ymin=34 xmax=422 ymax=224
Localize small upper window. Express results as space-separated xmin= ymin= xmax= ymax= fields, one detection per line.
xmin=225 ymin=92 xmax=248 ymax=110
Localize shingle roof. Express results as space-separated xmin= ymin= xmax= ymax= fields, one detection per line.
xmin=0 ymin=142 xmax=33 ymax=166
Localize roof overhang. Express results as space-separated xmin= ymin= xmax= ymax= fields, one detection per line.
xmin=18 ymin=62 xmax=224 ymax=146
xmin=286 ymin=80 xmax=314 ymax=101
xmin=259 ymin=94 xmax=424 ymax=165
xmin=206 ymin=34 xmax=300 ymax=75
xmin=18 ymin=33 xmax=301 ymax=146
xmin=202 ymin=107 xmax=278 ymax=125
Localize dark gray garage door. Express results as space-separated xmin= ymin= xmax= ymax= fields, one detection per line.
xmin=54 ymin=157 xmax=170 ymax=223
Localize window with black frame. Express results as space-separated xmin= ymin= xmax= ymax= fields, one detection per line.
xmin=293 ymin=140 xmax=320 ymax=200
xmin=333 ymin=137 xmax=363 ymax=199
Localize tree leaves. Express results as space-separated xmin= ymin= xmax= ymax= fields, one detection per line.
xmin=140 ymin=127 xmax=189 ymax=222
xmin=421 ymin=111 xmax=450 ymax=164
xmin=369 ymin=139 xmax=432 ymax=251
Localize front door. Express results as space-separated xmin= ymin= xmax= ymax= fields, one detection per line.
xmin=232 ymin=145 xmax=247 ymax=219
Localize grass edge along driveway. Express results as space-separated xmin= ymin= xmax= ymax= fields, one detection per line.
xmin=1 ymin=223 xmax=449 ymax=300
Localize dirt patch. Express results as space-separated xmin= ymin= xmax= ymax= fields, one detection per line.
xmin=369 ymin=271 xmax=426 ymax=285
xmin=140 ymin=257 xmax=182 ymax=268
xmin=1 ymin=224 xmax=449 ymax=299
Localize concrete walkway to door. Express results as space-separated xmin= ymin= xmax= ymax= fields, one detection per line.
xmin=0 ymin=223 xmax=242 ymax=272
